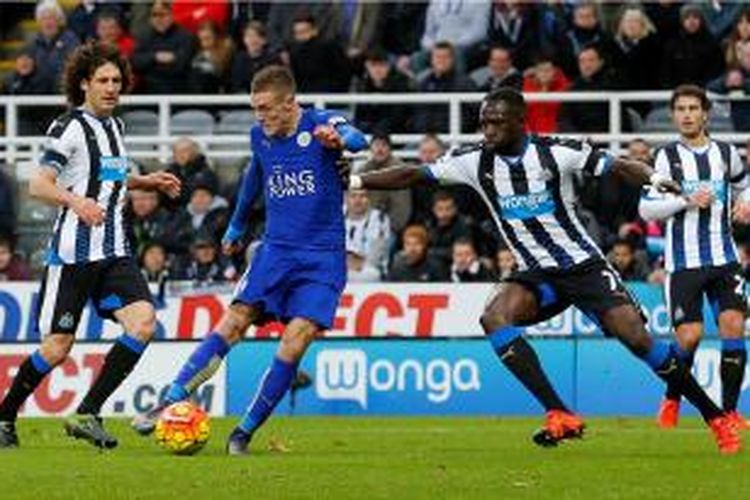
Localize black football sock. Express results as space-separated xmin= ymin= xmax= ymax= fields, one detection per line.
xmin=720 ymin=338 xmax=747 ymax=412
xmin=665 ymin=344 xmax=694 ymax=401
xmin=643 ymin=341 xmax=722 ymax=422
xmin=77 ymin=334 xmax=147 ymax=415
xmin=489 ymin=326 xmax=568 ymax=412
xmin=0 ymin=351 xmax=53 ymax=422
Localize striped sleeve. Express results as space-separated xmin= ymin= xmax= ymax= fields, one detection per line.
xmin=40 ymin=118 xmax=78 ymax=172
xmin=552 ymin=140 xmax=613 ymax=177
xmin=425 ymin=148 xmax=479 ymax=186
xmin=728 ymin=143 xmax=750 ymax=202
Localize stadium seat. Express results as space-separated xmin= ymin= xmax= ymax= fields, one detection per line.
xmin=216 ymin=110 xmax=255 ymax=135
xmin=642 ymin=107 xmax=672 ymax=132
xmin=171 ymin=109 xmax=215 ymax=136
xmin=121 ymin=110 xmax=159 ymax=136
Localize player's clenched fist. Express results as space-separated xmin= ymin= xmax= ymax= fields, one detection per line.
xmin=313 ymin=125 xmax=344 ymax=149
xmin=71 ymin=196 xmax=105 ymax=226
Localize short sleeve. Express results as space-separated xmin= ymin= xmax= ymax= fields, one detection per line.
xmin=729 ymin=144 xmax=747 ymax=184
xmin=424 ymin=148 xmax=479 ymax=186
xmin=553 ymin=139 xmax=614 ymax=177
xmin=312 ymin=109 xmax=349 ymax=127
xmin=40 ymin=118 xmax=79 ymax=173
xmin=652 ymin=149 xmax=671 ymax=177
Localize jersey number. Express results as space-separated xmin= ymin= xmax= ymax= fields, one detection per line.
xmin=602 ymin=269 xmax=620 ymax=292
xmin=734 ymin=274 xmax=745 ymax=298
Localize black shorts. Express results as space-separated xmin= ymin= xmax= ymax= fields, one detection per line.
xmin=666 ymin=263 xmax=746 ymax=327
xmin=504 ymin=258 xmax=641 ymax=334
xmin=36 ymin=257 xmax=153 ymax=335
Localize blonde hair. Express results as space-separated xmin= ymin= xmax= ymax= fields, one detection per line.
xmin=616 ymin=7 xmax=656 ymax=41
xmin=35 ymin=0 xmax=65 ymax=23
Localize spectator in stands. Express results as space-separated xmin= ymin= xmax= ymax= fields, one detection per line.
xmin=419 ymin=0 xmax=490 ymax=72
xmin=660 ymin=4 xmax=724 ymax=88
xmin=168 ymin=178 xmax=230 ymax=255
xmin=2 ymin=49 xmax=46 ymax=95
xmin=288 ymin=13 xmax=350 ymax=93
xmin=170 ymin=233 xmax=236 ymax=284
xmin=559 ymin=45 xmax=617 ymax=133
xmin=708 ymin=40 xmax=750 ymax=130
xmin=700 ymin=1 xmax=744 ymax=42
xmin=129 ymin=189 xmax=171 ymax=256
xmin=229 ymin=21 xmax=281 ymax=94
xmin=68 ymin=0 xmax=103 ymax=42
xmin=354 ymin=48 xmax=414 ymax=134
xmin=189 ymin=21 xmax=234 ymax=94
xmin=427 ymin=190 xmax=473 ymax=268
xmin=139 ymin=241 xmax=169 ymax=284
xmin=384 ymin=2 xmax=429 ymax=77
xmin=27 ymin=0 xmax=80 ymax=94
xmin=0 ymin=166 xmax=16 ymax=237
xmin=523 ymin=54 xmax=569 ymax=133
xmin=612 ymin=6 xmax=661 ymax=92
xmin=172 ymin=0 xmax=229 ymax=35
xmin=132 ymin=1 xmax=196 ymax=94
xmin=645 ymin=2 xmax=682 ymax=42
xmin=335 ymin=2 xmax=381 ymax=73
xmin=387 ymin=224 xmax=448 ymax=282
xmin=165 ymin=137 xmax=219 ymax=209
xmin=411 ymin=134 xmax=446 ymax=224
xmin=345 ymin=189 xmax=392 ymax=283
xmin=608 ymin=239 xmax=650 ymax=281
xmin=451 ymin=238 xmax=493 ymax=283
xmin=724 ymin=9 xmax=750 ymax=68
xmin=557 ymin=1 xmax=616 ymax=79
xmin=496 ymin=245 xmax=517 ymax=280
xmin=473 ymin=0 xmax=542 ymax=71
xmin=95 ymin=9 xmax=135 ymax=60
xmin=266 ymin=3 xmax=339 ymax=52
xmin=414 ymin=41 xmax=477 ymax=133
xmin=356 ymin=133 xmax=412 ymax=233
xmin=470 ymin=45 xmax=522 ymax=92
xmin=0 ymin=234 xmax=31 ymax=281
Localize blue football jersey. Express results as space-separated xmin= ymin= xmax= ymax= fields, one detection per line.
xmin=228 ymin=107 xmax=366 ymax=250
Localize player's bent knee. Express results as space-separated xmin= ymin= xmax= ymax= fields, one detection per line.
xmin=218 ymin=304 xmax=258 ymax=344
xmin=40 ymin=334 xmax=75 ymax=366
xmin=719 ymin=311 xmax=745 ymax=338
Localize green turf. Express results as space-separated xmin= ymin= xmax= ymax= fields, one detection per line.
xmin=1 ymin=417 xmax=749 ymax=499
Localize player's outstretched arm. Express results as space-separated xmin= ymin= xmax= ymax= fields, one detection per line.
xmin=128 ymin=171 xmax=182 ymax=198
xmin=610 ymin=158 xmax=682 ymax=195
xmin=352 ymin=166 xmax=432 ymax=191
xmin=30 ymin=167 xmax=104 ymax=226
xmin=223 ymin=157 xmax=262 ymax=255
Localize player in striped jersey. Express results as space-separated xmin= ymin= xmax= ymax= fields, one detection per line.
xmin=350 ymin=87 xmax=741 ymax=454
xmin=640 ymin=85 xmax=750 ymax=430
xmin=0 ymin=42 xmax=181 ymax=450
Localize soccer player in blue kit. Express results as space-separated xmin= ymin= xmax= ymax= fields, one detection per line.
xmin=132 ymin=65 xmax=367 ymax=454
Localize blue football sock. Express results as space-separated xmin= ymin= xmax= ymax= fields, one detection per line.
xmin=238 ymin=357 xmax=297 ymax=435
xmin=166 ymin=332 xmax=230 ymax=403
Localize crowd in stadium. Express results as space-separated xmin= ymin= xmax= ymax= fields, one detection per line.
xmin=4 ymin=0 xmax=750 ymax=286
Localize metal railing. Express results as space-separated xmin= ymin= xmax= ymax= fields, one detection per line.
xmin=2 ymin=91 xmax=750 ymax=166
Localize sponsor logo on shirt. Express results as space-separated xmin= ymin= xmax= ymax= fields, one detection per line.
xmin=682 ymin=180 xmax=726 ymax=202
xmin=498 ymin=191 xmax=556 ymax=220
xmin=99 ymin=156 xmax=129 ymax=182
xmin=267 ymin=166 xmax=316 ymax=199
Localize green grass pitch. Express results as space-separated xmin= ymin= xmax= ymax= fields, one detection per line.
xmin=1 ymin=417 xmax=749 ymax=499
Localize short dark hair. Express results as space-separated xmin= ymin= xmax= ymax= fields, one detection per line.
xmin=62 ymin=41 xmax=132 ymax=106
xmin=365 ymin=47 xmax=389 ymax=63
xmin=484 ymin=86 xmax=527 ymax=115
xmin=579 ymin=43 xmax=603 ymax=60
xmin=670 ymin=84 xmax=711 ymax=111
xmin=244 ymin=20 xmax=267 ymax=38
xmin=613 ymin=238 xmax=634 ymax=252
xmin=433 ymin=41 xmax=455 ymax=56
xmin=292 ymin=12 xmax=316 ymax=27
xmin=453 ymin=237 xmax=476 ymax=251
xmin=251 ymin=65 xmax=296 ymax=96
xmin=433 ymin=190 xmax=456 ymax=205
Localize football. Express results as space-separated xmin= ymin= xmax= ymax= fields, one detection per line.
xmin=154 ymin=401 xmax=210 ymax=455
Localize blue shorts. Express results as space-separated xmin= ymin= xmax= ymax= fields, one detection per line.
xmin=233 ymin=242 xmax=346 ymax=329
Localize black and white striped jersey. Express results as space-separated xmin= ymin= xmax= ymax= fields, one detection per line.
xmin=424 ymin=135 xmax=613 ymax=271
xmin=40 ymin=107 xmax=131 ymax=264
xmin=640 ymin=140 xmax=749 ymax=272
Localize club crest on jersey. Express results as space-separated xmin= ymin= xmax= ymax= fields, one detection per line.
xmin=267 ymin=166 xmax=316 ymax=199
xmin=99 ymin=156 xmax=129 ymax=181
xmin=297 ymin=131 xmax=312 ymax=148
xmin=498 ymin=191 xmax=555 ymax=220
